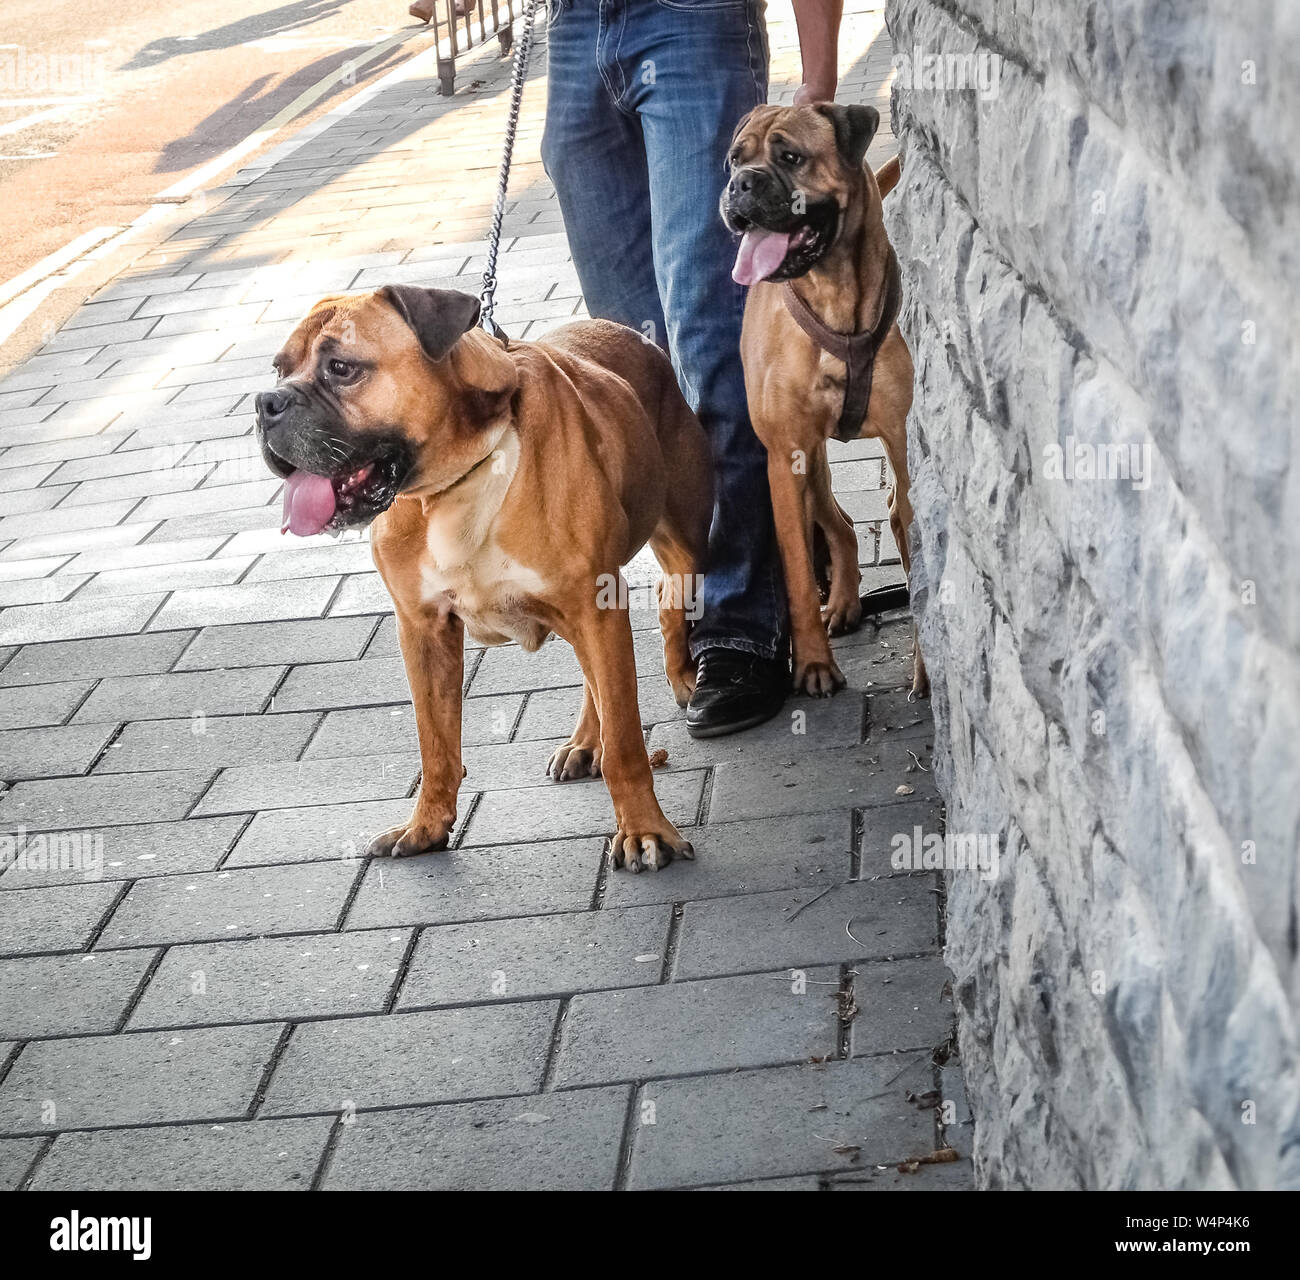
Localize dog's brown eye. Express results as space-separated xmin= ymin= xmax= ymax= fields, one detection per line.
xmin=328 ymin=359 xmax=354 ymax=379
xmin=781 ymin=151 xmax=803 ymax=166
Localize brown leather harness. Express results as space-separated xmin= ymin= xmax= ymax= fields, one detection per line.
xmin=781 ymin=249 xmax=903 ymax=443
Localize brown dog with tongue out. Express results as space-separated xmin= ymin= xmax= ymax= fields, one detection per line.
xmin=257 ymin=285 xmax=713 ymax=872
xmin=722 ymin=102 xmax=927 ymax=698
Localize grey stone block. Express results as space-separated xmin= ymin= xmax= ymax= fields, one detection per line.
xmin=465 ymin=637 xmax=583 ymax=695
xmin=72 ymin=666 xmax=282 ymax=724
xmin=0 ymin=949 xmax=155 ymax=1038
xmin=464 ymin=771 xmax=704 ymax=846
xmin=0 ymin=771 xmax=210 ymax=831
xmin=864 ymin=686 xmax=934 ymax=742
xmin=859 ymin=796 xmax=946 ymax=879
xmin=0 ymin=724 xmax=115 ymax=781
xmin=32 ymin=1115 xmax=333 ymax=1190
xmin=148 ymin=578 xmax=338 ymax=631
xmin=225 ymin=798 xmax=416 ymax=867
xmin=675 ymin=880 xmax=940 ymax=979
xmin=0 ymin=1023 xmax=282 ymax=1133
xmin=513 ymin=673 xmax=682 ymax=738
xmin=707 ymin=743 xmax=937 ymax=825
xmin=0 ymin=1135 xmax=41 ymax=1189
xmin=0 ymin=595 xmax=165 ymax=647
xmin=345 ymin=838 xmax=603 ymax=928
xmin=0 ymin=631 xmax=192 ymax=687
xmin=98 ymin=860 xmax=363 ymax=949
xmin=193 ymin=752 xmax=418 ymax=815
xmin=323 ymin=1086 xmax=629 ymax=1191
xmin=175 ymin=616 xmax=377 ymax=671
xmin=397 ymin=905 xmax=671 ymax=1009
xmin=647 ymin=694 xmax=865 ymax=770
xmin=260 ymin=1002 xmax=558 ymax=1115
xmin=0 ymin=816 xmax=242 ymax=888
xmin=303 ymin=695 xmax=522 ymax=760
xmin=602 ymin=811 xmax=854 ymax=909
xmin=0 ymin=680 xmax=92 ymax=731
xmin=849 ymin=957 xmax=954 ymax=1057
xmin=129 ymin=928 xmax=411 ymax=1028
xmin=555 ymin=969 xmax=840 ymax=1089
xmin=626 ymin=1057 xmax=935 ymax=1189
xmin=271 ymin=655 xmax=410 ymax=712
xmin=95 ymin=712 xmax=318 ymax=775
xmin=0 ymin=882 xmax=120 ymax=955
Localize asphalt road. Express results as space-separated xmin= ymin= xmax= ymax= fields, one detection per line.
xmin=0 ymin=0 xmax=446 ymax=286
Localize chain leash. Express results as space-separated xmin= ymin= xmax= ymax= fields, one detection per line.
xmin=479 ymin=0 xmax=544 ymax=341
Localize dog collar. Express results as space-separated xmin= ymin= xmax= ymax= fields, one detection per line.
xmin=781 ymin=249 xmax=902 ymax=443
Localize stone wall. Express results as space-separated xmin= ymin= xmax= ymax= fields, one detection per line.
xmin=883 ymin=0 xmax=1300 ymax=1189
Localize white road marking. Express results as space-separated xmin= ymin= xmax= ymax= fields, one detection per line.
xmin=0 ymin=106 xmax=75 ymax=138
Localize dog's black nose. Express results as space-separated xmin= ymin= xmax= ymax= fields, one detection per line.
xmin=256 ymin=389 xmax=291 ymax=422
xmin=729 ymin=171 xmax=755 ymax=198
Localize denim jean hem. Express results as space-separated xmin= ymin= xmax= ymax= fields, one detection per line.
xmin=688 ymin=633 xmax=784 ymax=663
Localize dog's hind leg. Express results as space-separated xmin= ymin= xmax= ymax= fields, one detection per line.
xmin=649 ymin=525 xmax=701 ymax=708
xmin=808 ymin=443 xmax=863 ymax=635
xmin=547 ymin=680 xmax=604 ymax=780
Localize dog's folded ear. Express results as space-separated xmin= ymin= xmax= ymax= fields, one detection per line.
xmin=380 ymin=285 xmax=482 ymax=362
xmin=815 ymin=103 xmax=880 ymax=172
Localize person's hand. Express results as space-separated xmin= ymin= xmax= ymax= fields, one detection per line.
xmin=793 ymin=82 xmax=835 ymax=106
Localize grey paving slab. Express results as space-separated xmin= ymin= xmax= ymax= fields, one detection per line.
xmin=675 ymin=880 xmax=940 ymax=979
xmin=468 ymin=638 xmax=584 ymax=695
xmin=860 ymin=796 xmax=946 ymax=879
xmin=0 ymin=680 xmax=92 ymax=730
xmin=0 ymin=816 xmax=242 ymax=889
xmin=0 ymin=723 xmax=114 ymax=781
xmin=129 ymin=928 xmax=411 ymax=1029
xmin=194 ymin=752 xmax=418 ymax=815
xmin=0 ymin=631 xmax=193 ymax=687
xmin=175 ymin=616 xmax=377 ymax=671
xmin=62 ymin=538 xmax=227 ymax=575
xmin=464 ymin=771 xmax=704 ymax=846
xmin=272 ymin=655 xmax=410 ymax=711
xmin=98 ymin=860 xmax=363 ymax=950
xmin=328 ymin=572 xmax=391 ymax=617
xmin=75 ymin=557 xmax=252 ymax=601
xmin=261 ymin=1001 xmax=557 ymax=1116
xmin=149 ymin=578 xmax=338 ymax=631
xmin=647 ymin=692 xmax=865 ymax=770
xmin=829 ymin=1161 xmax=973 ymax=1190
xmin=555 ymin=968 xmax=841 ymax=1090
xmin=303 ymin=694 xmax=521 ymax=759
xmin=0 ymin=1023 xmax=283 ymax=1134
xmin=323 ymin=1085 xmax=629 ymax=1191
xmin=0 ymin=1135 xmax=42 ymax=1189
xmin=602 ymin=811 xmax=854 ymax=909
xmin=0 ymin=525 xmax=155 ymax=567
xmin=707 ymin=742 xmax=937 ymax=824
xmin=626 ymin=1057 xmax=935 ymax=1190
xmin=243 ymin=540 xmax=377 ymax=583
xmin=345 ymin=839 xmax=603 ymax=928
xmin=72 ymin=666 xmax=282 ymax=725
xmin=0 ymin=950 xmax=155 ymax=1039
xmin=849 ymin=957 xmax=955 ymax=1058
xmin=397 ymin=905 xmax=671 ymax=1009
xmin=0 ymin=771 xmax=211 ymax=832
xmin=225 ymin=798 xmax=416 ymax=867
xmin=95 ymin=712 xmax=318 ymax=775
xmin=864 ymin=685 xmax=935 ymax=742
xmin=0 ymin=881 xmax=120 ymax=955
xmin=32 ymin=1115 xmax=334 ymax=1191
xmin=513 ymin=672 xmax=682 ymax=739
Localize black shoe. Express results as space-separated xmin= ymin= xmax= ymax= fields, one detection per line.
xmin=686 ymin=648 xmax=788 ymax=739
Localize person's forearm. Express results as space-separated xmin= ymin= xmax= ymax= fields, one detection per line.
xmin=791 ymin=0 xmax=843 ymax=101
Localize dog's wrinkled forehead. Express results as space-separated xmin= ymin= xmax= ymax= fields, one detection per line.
xmin=272 ymin=294 xmax=412 ymax=379
xmin=729 ymin=105 xmax=837 ymax=167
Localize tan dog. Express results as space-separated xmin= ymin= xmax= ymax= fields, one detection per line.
xmin=255 ymin=287 xmax=712 ymax=872
xmin=722 ymin=103 xmax=927 ymax=697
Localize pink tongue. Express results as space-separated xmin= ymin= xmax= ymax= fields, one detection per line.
xmin=281 ymin=471 xmax=336 ymax=537
xmin=732 ymin=228 xmax=792 ymax=286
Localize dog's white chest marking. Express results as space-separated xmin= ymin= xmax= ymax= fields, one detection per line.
xmin=419 ymin=435 xmax=550 ymax=649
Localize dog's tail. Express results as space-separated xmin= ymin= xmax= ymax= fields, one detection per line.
xmin=875 ymin=154 xmax=902 ymax=198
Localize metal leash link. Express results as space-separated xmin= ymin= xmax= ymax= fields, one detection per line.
xmin=480 ymin=0 xmax=544 ymax=342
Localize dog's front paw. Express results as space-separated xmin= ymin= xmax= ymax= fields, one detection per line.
xmin=546 ymin=739 xmax=602 ymax=781
xmin=609 ymin=819 xmax=694 ymax=873
xmin=793 ymin=655 xmax=846 ymax=697
xmin=821 ymin=594 xmax=862 ymax=636
xmin=367 ymin=812 xmax=453 ymax=858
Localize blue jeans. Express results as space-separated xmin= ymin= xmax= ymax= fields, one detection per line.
xmin=541 ymin=0 xmax=787 ymax=660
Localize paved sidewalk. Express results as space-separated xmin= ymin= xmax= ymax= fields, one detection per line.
xmin=0 ymin=2 xmax=969 ymax=1190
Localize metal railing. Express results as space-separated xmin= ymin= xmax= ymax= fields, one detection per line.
xmin=426 ymin=0 xmax=521 ymax=95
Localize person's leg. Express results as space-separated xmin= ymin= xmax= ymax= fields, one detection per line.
xmin=541 ymin=0 xmax=668 ymax=345
xmin=620 ymin=0 xmax=789 ymax=732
